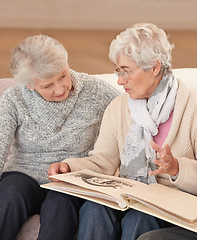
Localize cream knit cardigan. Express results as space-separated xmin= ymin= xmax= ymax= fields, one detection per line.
xmin=65 ymin=79 xmax=197 ymax=196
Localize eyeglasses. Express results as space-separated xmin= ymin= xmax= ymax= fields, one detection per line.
xmin=114 ymin=69 xmax=132 ymax=79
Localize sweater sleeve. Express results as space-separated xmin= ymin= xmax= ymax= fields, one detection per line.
xmin=0 ymin=92 xmax=18 ymax=176
xmin=170 ymin=93 xmax=197 ymax=195
xmin=172 ymin=157 xmax=197 ymax=195
xmin=63 ymin=97 xmax=121 ymax=176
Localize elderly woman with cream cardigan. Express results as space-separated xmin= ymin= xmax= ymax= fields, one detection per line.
xmin=48 ymin=23 xmax=197 ymax=240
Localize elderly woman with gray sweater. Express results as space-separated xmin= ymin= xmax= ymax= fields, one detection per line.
xmin=0 ymin=34 xmax=119 ymax=240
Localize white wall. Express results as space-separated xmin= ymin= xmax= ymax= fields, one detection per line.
xmin=0 ymin=0 xmax=196 ymax=30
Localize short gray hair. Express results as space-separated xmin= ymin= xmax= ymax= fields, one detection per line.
xmin=10 ymin=34 xmax=68 ymax=86
xmin=109 ymin=23 xmax=174 ymax=76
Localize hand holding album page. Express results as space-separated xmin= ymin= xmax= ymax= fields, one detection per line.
xmin=41 ymin=169 xmax=197 ymax=232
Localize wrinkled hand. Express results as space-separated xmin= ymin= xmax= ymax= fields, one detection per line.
xmin=149 ymin=141 xmax=179 ymax=177
xmin=47 ymin=162 xmax=70 ymax=182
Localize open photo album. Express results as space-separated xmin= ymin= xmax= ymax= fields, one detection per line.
xmin=41 ymin=169 xmax=197 ymax=233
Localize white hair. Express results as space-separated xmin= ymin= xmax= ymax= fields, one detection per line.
xmin=109 ymin=23 xmax=174 ymax=76
xmin=10 ymin=34 xmax=68 ymax=86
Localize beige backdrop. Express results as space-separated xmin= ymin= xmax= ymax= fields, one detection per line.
xmin=0 ymin=0 xmax=196 ymax=30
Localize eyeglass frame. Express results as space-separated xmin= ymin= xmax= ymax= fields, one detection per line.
xmin=114 ymin=65 xmax=143 ymax=79
xmin=114 ymin=68 xmax=132 ymax=79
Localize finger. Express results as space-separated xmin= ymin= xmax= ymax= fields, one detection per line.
xmin=164 ymin=144 xmax=174 ymax=160
xmin=150 ymin=141 xmax=162 ymax=152
xmin=162 ymin=144 xmax=174 ymax=165
xmin=48 ymin=168 xmax=58 ymax=176
xmin=48 ymin=163 xmax=69 ymax=182
xmin=49 ymin=177 xmax=62 ymax=183
xmin=59 ymin=162 xmax=70 ymax=173
xmin=150 ymin=141 xmax=165 ymax=158
xmin=48 ymin=163 xmax=60 ymax=176
xmin=48 ymin=167 xmax=61 ymax=182
xmin=154 ymin=158 xmax=169 ymax=170
xmin=48 ymin=176 xmax=60 ymax=182
xmin=149 ymin=167 xmax=164 ymax=176
xmin=162 ymin=162 xmax=169 ymax=172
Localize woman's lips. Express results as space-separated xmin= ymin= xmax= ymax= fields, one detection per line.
xmin=55 ymin=92 xmax=66 ymax=98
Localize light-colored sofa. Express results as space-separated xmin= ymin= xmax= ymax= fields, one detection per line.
xmin=0 ymin=68 xmax=197 ymax=239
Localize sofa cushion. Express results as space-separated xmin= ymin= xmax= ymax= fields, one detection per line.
xmin=172 ymin=68 xmax=197 ymax=91
xmin=0 ymin=78 xmax=16 ymax=94
xmin=15 ymin=215 xmax=40 ymax=240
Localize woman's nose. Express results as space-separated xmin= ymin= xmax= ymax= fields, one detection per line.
xmin=54 ymin=84 xmax=64 ymax=94
xmin=117 ymin=76 xmax=127 ymax=86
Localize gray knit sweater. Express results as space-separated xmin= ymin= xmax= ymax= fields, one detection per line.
xmin=0 ymin=70 xmax=119 ymax=184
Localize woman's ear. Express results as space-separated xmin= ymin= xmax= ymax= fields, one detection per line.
xmin=152 ymin=60 xmax=161 ymax=76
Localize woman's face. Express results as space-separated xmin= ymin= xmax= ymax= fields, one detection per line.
xmin=116 ymin=55 xmax=162 ymax=99
xmin=32 ymin=65 xmax=72 ymax=102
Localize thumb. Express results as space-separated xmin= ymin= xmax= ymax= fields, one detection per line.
xmin=59 ymin=162 xmax=70 ymax=173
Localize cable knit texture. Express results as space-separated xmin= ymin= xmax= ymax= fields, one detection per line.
xmin=0 ymin=70 xmax=119 ymax=184
xmin=65 ymin=79 xmax=197 ymax=196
